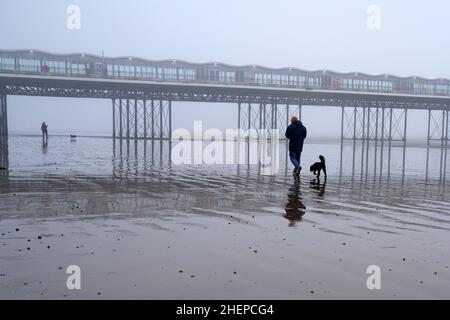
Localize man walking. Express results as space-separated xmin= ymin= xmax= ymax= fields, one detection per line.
xmin=285 ymin=116 xmax=307 ymax=176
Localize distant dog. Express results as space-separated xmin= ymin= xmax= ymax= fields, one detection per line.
xmin=310 ymin=155 xmax=327 ymax=179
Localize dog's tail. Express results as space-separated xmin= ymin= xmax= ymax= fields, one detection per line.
xmin=319 ymin=155 xmax=325 ymax=162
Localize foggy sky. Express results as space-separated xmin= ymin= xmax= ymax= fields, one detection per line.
xmin=1 ymin=0 xmax=450 ymax=138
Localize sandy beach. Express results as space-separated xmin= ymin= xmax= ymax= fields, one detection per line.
xmin=0 ymin=136 xmax=449 ymax=299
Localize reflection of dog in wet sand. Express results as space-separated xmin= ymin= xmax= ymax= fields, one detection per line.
xmin=310 ymin=155 xmax=327 ymax=180
xmin=309 ymin=178 xmax=326 ymax=198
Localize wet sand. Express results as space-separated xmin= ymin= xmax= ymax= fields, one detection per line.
xmin=0 ymin=136 xmax=450 ymax=299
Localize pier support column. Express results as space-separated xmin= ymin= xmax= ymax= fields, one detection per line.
xmin=341 ymin=105 xmax=365 ymax=140
xmin=427 ymin=109 xmax=448 ymax=144
xmin=286 ymin=105 xmax=290 ymax=129
xmin=168 ymin=99 xmax=172 ymax=140
xmin=112 ymin=98 xmax=172 ymax=143
xmin=443 ymin=110 xmax=449 ymax=181
xmin=134 ymin=99 xmax=138 ymax=142
xmin=237 ymin=102 xmax=241 ymax=132
xmin=143 ymin=100 xmax=147 ymax=140
xmin=403 ymin=108 xmax=408 ymax=143
xmin=388 ymin=108 xmax=393 ymax=141
xmin=273 ymin=104 xmax=277 ymax=132
xmin=238 ymin=102 xmax=292 ymax=140
xmin=126 ymin=99 xmax=130 ymax=140
xmin=273 ymin=104 xmax=290 ymax=140
xmin=119 ymin=99 xmax=123 ymax=140
xmin=154 ymin=98 xmax=171 ymax=140
xmin=340 ymin=105 xmax=353 ymax=140
xmin=259 ymin=104 xmax=263 ymax=138
xmin=238 ymin=103 xmax=264 ymax=139
xmin=151 ymin=99 xmax=155 ymax=139
xmin=0 ymin=93 xmax=8 ymax=170
xmin=341 ymin=105 xmax=406 ymax=142
xmin=247 ymin=103 xmax=251 ymax=132
xmin=366 ymin=106 xmax=371 ymax=140
xmin=446 ymin=110 xmax=450 ymax=144
xmin=387 ymin=108 xmax=407 ymax=141
xmin=381 ymin=108 xmax=386 ymax=140
xmin=112 ymin=99 xmax=116 ymax=139
xmin=159 ymin=99 xmax=163 ymax=139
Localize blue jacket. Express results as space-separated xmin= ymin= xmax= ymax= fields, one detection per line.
xmin=285 ymin=121 xmax=307 ymax=152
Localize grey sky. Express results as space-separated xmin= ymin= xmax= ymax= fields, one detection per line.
xmin=1 ymin=0 xmax=449 ymax=137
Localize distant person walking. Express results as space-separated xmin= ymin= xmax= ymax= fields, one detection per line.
xmin=285 ymin=116 xmax=307 ymax=176
xmin=41 ymin=121 xmax=48 ymax=145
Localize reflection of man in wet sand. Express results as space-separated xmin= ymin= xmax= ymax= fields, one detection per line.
xmin=41 ymin=121 xmax=48 ymax=145
xmin=283 ymin=177 xmax=306 ymax=227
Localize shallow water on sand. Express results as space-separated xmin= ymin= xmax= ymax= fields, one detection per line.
xmin=0 ymin=136 xmax=449 ymax=299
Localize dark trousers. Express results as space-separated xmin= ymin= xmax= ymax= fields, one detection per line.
xmin=42 ymin=131 xmax=48 ymax=144
xmin=289 ymin=150 xmax=302 ymax=171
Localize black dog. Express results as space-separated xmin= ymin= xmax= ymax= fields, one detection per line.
xmin=310 ymin=155 xmax=327 ymax=179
